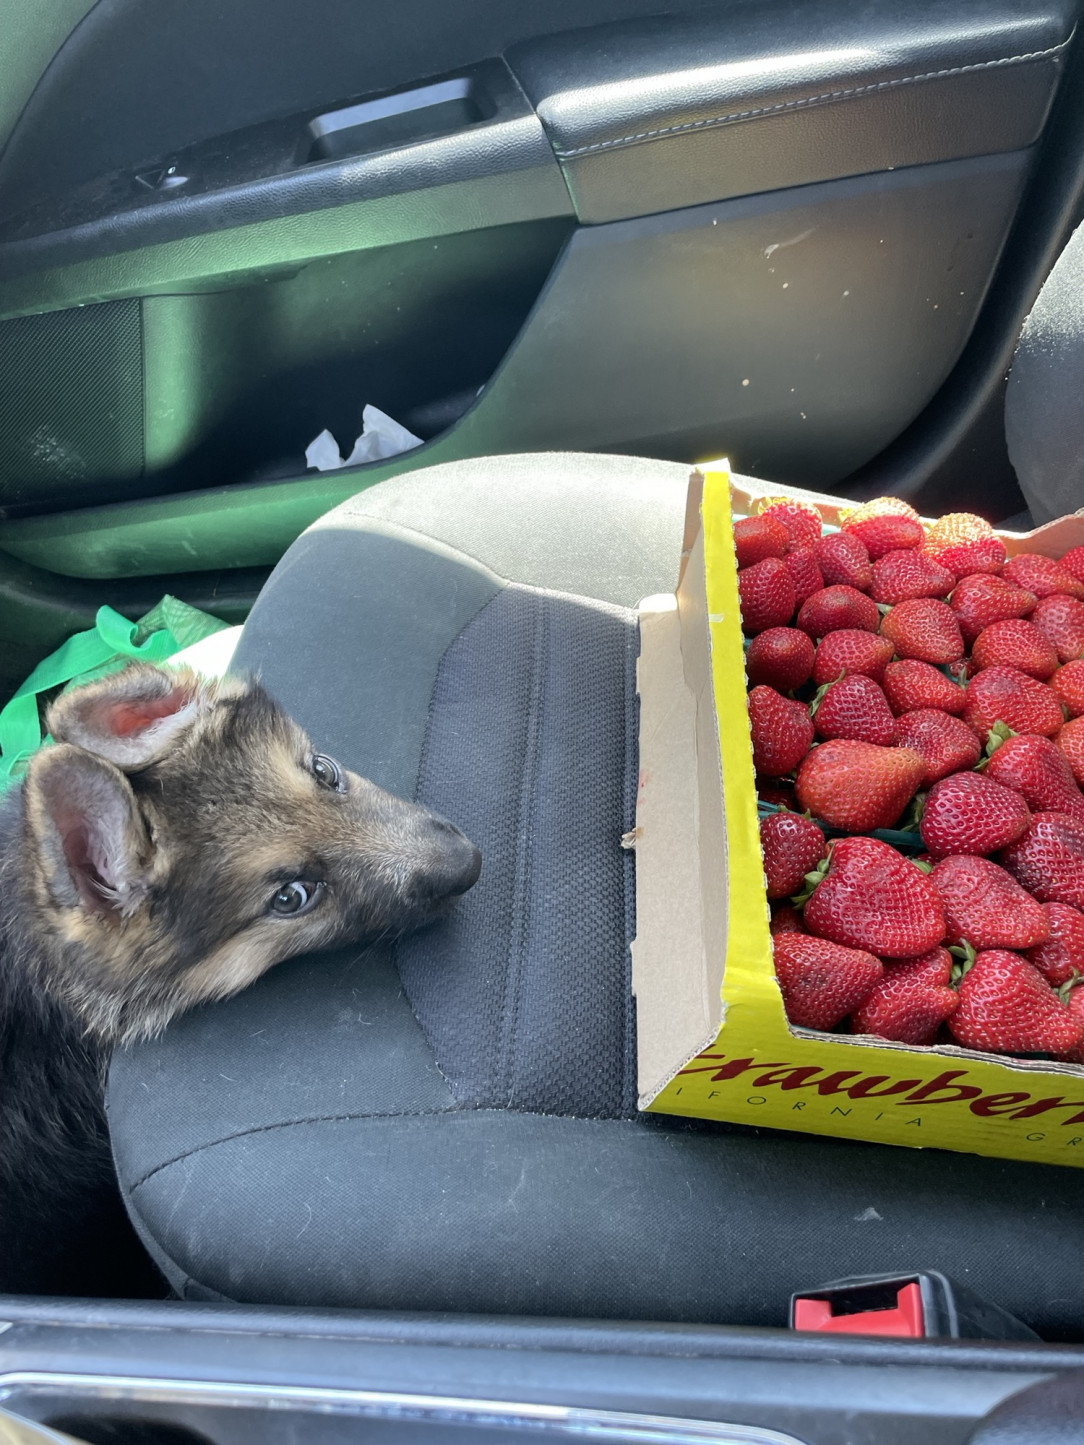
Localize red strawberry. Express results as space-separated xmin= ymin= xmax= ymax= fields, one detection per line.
xmin=932 ymin=855 xmax=1049 ymax=949
xmin=950 ymin=573 xmax=1038 ymax=646
xmin=797 ymin=586 xmax=880 ymax=639
xmin=783 ymin=547 xmax=824 ymax=607
xmin=870 ymin=549 xmax=954 ymax=605
xmin=850 ymin=947 xmax=958 ymax=1044
xmin=949 ymin=950 xmax=1084 ymax=1053
xmin=746 ymin=627 xmax=816 ymax=692
xmin=802 ymin=836 xmax=945 ymax=957
xmin=972 ymin=619 xmax=1058 ymax=681
xmin=734 ymin=514 xmax=790 ymax=569
xmin=812 ymin=629 xmax=894 ymax=686
xmin=811 ymin=675 xmax=896 ymax=746
xmin=881 ymin=659 xmax=966 ymax=716
xmin=749 ymin=686 xmax=814 ymax=776
xmin=923 ymin=514 xmax=1006 ymax=576
xmin=963 ymin=666 xmax=1064 ymax=742
xmin=984 ymin=732 xmax=1084 ymax=822
xmin=920 ymin=772 xmax=1031 ymax=857
xmin=1026 ymin=902 xmax=1084 ymax=986
xmin=1058 ymin=544 xmax=1084 ymax=588
xmin=894 ymin=709 xmax=981 ymax=784
xmin=739 ymin=557 xmax=796 ymax=634
xmin=771 ymin=902 xmax=806 ymax=935
xmin=1060 ymin=984 xmax=1084 ymax=1062
xmin=795 ymin=740 xmax=926 ymax=832
xmin=814 ymin=533 xmax=872 ymax=591
xmin=1001 ymin=811 xmax=1084 ymax=910
xmin=880 ymin=598 xmax=964 ymax=665
xmin=773 ymin=933 xmax=883 ymax=1030
xmin=757 ymin=497 xmax=823 ymax=551
xmin=839 ymin=496 xmax=924 ymax=559
xmin=843 ymin=513 xmax=925 ymax=560
xmin=1002 ymin=553 xmax=1084 ymax=601
xmin=760 ymin=811 xmax=827 ymax=899
xmin=757 ymin=776 xmax=797 ymax=809
xmin=1053 ymin=661 xmax=1084 ymax=717
xmin=1030 ymin=594 xmax=1084 ymax=664
xmin=1058 ymin=716 xmax=1084 ymax=787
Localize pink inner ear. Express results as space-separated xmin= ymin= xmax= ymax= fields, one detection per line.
xmin=105 ymin=687 xmax=192 ymax=738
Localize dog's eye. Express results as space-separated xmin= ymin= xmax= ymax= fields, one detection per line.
xmin=269 ymin=881 xmax=323 ymax=917
xmin=311 ymin=754 xmax=343 ymax=791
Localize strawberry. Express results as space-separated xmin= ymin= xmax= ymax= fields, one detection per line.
xmin=749 ymin=686 xmax=814 ymax=776
xmin=797 ymin=586 xmax=880 ymax=639
xmin=983 ymin=732 xmax=1084 ymax=822
xmin=1026 ymin=902 xmax=1084 ymax=986
xmin=850 ymin=947 xmax=958 ymax=1044
xmin=923 ymin=514 xmax=1006 ymax=576
xmin=870 ymin=549 xmax=954 ymax=605
xmin=739 ymin=557 xmax=796 ymax=633
xmin=839 ymin=495 xmax=922 ymax=525
xmin=932 ymin=855 xmax=1049 ymax=949
xmin=1053 ymin=661 xmax=1084 ymax=717
xmin=880 ymin=598 xmax=964 ymax=665
xmin=760 ymin=811 xmax=827 ymax=899
xmin=770 ymin=902 xmax=806 ymax=935
xmin=783 ymin=547 xmax=824 ymax=607
xmin=1002 ymin=553 xmax=1084 ymax=601
xmin=795 ymin=740 xmax=926 ymax=832
xmin=1058 ymin=716 xmax=1084 ymax=787
xmin=881 ymin=659 xmax=966 ymax=716
xmin=1058 ymin=544 xmax=1084 ymax=588
xmin=920 ymin=772 xmax=1031 ymax=857
xmin=894 ymin=709 xmax=981 ymax=784
xmin=734 ymin=514 xmax=790 ymax=569
xmin=746 ymin=627 xmax=816 ymax=692
xmin=756 ymin=497 xmax=823 ymax=551
xmin=1001 ymin=811 xmax=1084 ymax=911
xmin=812 ymin=629 xmax=894 ymax=686
xmin=963 ymin=666 xmax=1064 ymax=742
xmin=1060 ymin=985 xmax=1084 ymax=1062
xmin=814 ymin=533 xmax=872 ymax=591
xmin=811 ymin=674 xmax=896 ymax=746
xmin=802 ymin=836 xmax=945 ymax=957
xmin=971 ymin=619 xmax=1058 ymax=681
xmin=757 ymin=776 xmax=797 ymax=809
xmin=1029 ymin=594 xmax=1084 ymax=664
xmin=772 ymin=933 xmax=883 ymax=1030
xmin=949 ymin=950 xmax=1084 ymax=1053
xmin=950 ymin=573 xmax=1038 ymax=646
xmin=838 ymin=496 xmax=924 ymax=559
xmin=842 ymin=512 xmax=925 ymax=560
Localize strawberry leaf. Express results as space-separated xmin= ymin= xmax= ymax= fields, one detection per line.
xmin=984 ymin=721 xmax=1016 ymax=758
xmin=949 ymin=940 xmax=977 ymax=986
xmin=911 ymin=857 xmax=934 ymax=874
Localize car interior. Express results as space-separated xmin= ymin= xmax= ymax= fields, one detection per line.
xmin=5 ymin=0 xmax=1084 ymax=1440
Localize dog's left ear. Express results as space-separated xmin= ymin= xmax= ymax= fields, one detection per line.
xmin=47 ymin=663 xmax=207 ymax=770
xmin=24 ymin=744 xmax=153 ymax=920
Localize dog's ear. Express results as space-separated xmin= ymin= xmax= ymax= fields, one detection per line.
xmin=24 ymin=745 xmax=153 ymax=920
xmin=46 ymin=663 xmax=205 ymax=769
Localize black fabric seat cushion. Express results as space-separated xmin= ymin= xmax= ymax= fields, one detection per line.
xmin=109 ymin=453 xmax=1084 ymax=1335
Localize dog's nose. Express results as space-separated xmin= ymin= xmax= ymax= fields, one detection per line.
xmin=425 ymin=815 xmax=482 ymax=898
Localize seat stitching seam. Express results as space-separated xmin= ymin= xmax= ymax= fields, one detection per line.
xmin=126 ymin=1106 xmax=629 ymax=1191
xmin=500 ymin=590 xmax=546 ymax=1106
xmin=554 ymin=42 xmax=1069 ymax=158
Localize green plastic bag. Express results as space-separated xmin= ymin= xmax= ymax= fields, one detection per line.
xmin=0 ymin=595 xmax=230 ymax=791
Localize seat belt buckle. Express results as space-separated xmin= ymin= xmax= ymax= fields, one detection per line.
xmin=790 ymin=1272 xmax=1041 ymax=1341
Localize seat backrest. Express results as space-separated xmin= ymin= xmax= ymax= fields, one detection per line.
xmin=1006 ymin=219 xmax=1084 ymax=525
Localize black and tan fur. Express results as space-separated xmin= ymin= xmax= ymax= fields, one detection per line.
xmin=0 ymin=663 xmax=480 ymax=1292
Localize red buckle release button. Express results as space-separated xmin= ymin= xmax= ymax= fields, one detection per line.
xmin=793 ymin=1281 xmax=925 ymax=1337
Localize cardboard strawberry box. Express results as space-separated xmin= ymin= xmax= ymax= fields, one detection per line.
xmin=632 ymin=462 xmax=1084 ymax=1169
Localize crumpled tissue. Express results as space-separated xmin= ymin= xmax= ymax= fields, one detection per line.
xmin=305 ymin=404 xmax=422 ymax=471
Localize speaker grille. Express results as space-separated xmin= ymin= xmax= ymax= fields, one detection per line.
xmin=0 ymin=299 xmax=144 ymax=506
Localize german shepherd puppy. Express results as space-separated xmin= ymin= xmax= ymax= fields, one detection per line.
xmin=0 ymin=662 xmax=480 ymax=1293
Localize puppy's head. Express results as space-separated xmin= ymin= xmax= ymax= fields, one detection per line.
xmin=22 ymin=664 xmax=481 ymax=1042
